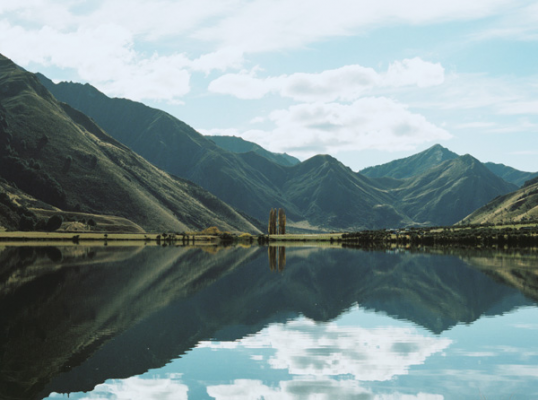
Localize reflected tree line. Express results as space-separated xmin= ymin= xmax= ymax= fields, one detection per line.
xmin=268 ymin=246 xmax=286 ymax=272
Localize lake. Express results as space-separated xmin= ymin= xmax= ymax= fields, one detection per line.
xmin=1 ymin=244 xmax=537 ymax=399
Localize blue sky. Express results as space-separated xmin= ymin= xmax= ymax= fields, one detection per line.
xmin=1 ymin=0 xmax=537 ymax=172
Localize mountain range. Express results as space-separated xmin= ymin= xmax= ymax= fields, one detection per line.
xmin=0 ymin=54 xmax=259 ymax=233
xmin=35 ymin=69 xmax=532 ymax=230
xmin=361 ymin=144 xmax=538 ymax=187
xmin=0 ymin=52 xmax=534 ymax=232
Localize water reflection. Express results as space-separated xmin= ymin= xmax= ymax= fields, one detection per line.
xmin=268 ymin=245 xmax=286 ymax=272
xmin=200 ymin=318 xmax=451 ymax=380
xmin=0 ymin=245 xmax=537 ymax=399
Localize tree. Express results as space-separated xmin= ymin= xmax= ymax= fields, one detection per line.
xmin=19 ymin=214 xmax=36 ymax=231
xmin=278 ymin=208 xmax=286 ymax=235
xmin=268 ymin=208 xmax=277 ymax=235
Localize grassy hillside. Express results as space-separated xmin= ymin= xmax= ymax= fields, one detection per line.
xmin=0 ymin=54 xmax=259 ymax=233
xmin=460 ymin=176 xmax=538 ymax=225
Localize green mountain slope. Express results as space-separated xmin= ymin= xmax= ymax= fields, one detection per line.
xmin=207 ymin=135 xmax=300 ymax=167
xmin=395 ymin=155 xmax=518 ymax=226
xmin=37 ymin=73 xmax=522 ymax=230
xmin=37 ymin=73 xmax=302 ymax=224
xmin=360 ymin=144 xmax=459 ymax=179
xmin=0 ymin=54 xmax=259 ymax=233
xmin=484 ymin=162 xmax=538 ymax=187
xmin=283 ymin=155 xmax=411 ymax=229
xmin=461 ymin=176 xmax=538 ymax=225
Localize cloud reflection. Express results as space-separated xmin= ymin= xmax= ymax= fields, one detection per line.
xmin=199 ymin=318 xmax=452 ymax=381
xmin=207 ymin=378 xmax=443 ymax=400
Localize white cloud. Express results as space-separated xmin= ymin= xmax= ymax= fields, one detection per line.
xmin=209 ymin=58 xmax=444 ymax=102
xmin=0 ymin=0 xmax=531 ymax=106
xmin=384 ymin=58 xmax=445 ymax=88
xmin=0 ymin=20 xmax=192 ymax=102
xmin=210 ymin=98 xmax=451 ymax=157
xmin=207 ymin=378 xmax=444 ymax=400
xmin=199 ymin=318 xmax=452 ymax=382
xmin=208 ymin=70 xmax=281 ymax=99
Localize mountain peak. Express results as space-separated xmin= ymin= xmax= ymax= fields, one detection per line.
xmin=360 ymin=144 xmax=459 ymax=180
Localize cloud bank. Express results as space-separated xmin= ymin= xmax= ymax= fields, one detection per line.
xmin=203 ymin=97 xmax=452 ymax=157
xmin=209 ymin=58 xmax=444 ymax=101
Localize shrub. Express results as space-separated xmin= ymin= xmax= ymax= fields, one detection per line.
xmin=45 ymin=215 xmax=63 ymax=232
xmin=19 ymin=214 xmax=36 ymax=231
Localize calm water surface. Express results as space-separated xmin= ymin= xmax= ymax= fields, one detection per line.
xmin=1 ymin=244 xmax=537 ymax=399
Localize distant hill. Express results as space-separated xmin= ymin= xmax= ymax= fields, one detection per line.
xmin=460 ymin=176 xmax=538 ymax=225
xmin=360 ymin=144 xmax=459 ymax=179
xmin=206 ymin=135 xmax=300 ymax=167
xmin=0 ymin=54 xmax=259 ymax=233
xmin=394 ymin=155 xmax=518 ymax=226
xmin=484 ymin=162 xmax=538 ymax=187
xmin=361 ymin=144 xmax=537 ymax=189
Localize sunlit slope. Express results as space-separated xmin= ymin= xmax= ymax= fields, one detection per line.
xmin=460 ymin=176 xmax=538 ymax=225
xmin=0 ymin=54 xmax=259 ymax=233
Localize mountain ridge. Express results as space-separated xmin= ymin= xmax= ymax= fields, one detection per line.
xmin=0 ymin=54 xmax=259 ymax=233
xmin=36 ymin=71 xmax=523 ymax=230
xmin=206 ymin=135 xmax=300 ymax=167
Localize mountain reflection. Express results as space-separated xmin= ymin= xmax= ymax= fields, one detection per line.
xmin=0 ymin=245 xmax=536 ymax=399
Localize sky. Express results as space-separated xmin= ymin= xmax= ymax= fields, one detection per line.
xmin=1 ymin=0 xmax=537 ymax=172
